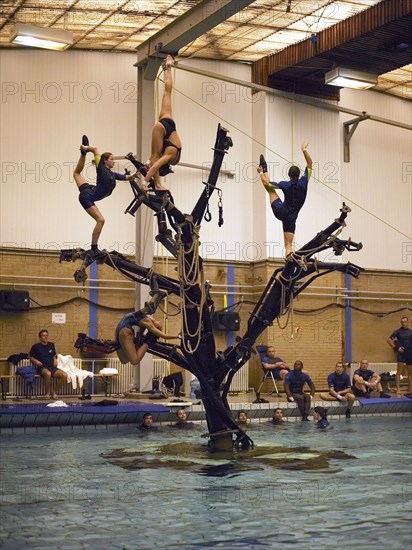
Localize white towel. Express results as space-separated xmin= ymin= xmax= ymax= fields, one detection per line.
xmin=46 ymin=400 xmax=69 ymax=408
xmin=99 ymin=367 xmax=118 ymax=375
xmin=57 ymin=354 xmax=94 ymax=389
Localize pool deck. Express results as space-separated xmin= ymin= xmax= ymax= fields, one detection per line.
xmin=1 ymin=391 xmax=411 ymax=431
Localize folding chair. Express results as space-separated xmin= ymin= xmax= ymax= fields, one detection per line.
xmin=256 ymin=345 xmax=280 ymax=396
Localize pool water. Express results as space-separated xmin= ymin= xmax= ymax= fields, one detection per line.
xmin=0 ymin=416 xmax=411 ymax=549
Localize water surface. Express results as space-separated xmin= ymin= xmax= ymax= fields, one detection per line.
xmin=0 ymin=416 xmax=411 ymax=549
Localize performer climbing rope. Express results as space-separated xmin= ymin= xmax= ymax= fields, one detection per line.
xmin=143 ymin=54 xmax=182 ymax=190
xmin=73 ymin=136 xmax=137 ymax=256
xmin=258 ymin=143 xmax=313 ymax=258
xmin=115 ymin=287 xmax=180 ymax=365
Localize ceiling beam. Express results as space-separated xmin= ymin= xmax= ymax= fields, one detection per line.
xmin=343 ymin=113 xmax=370 ymax=163
xmin=253 ymin=0 xmax=412 ymax=100
xmin=135 ymin=0 xmax=256 ymax=80
xmin=175 ymin=62 xmax=412 ymax=131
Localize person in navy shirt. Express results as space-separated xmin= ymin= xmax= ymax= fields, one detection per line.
xmin=387 ymin=316 xmax=412 ymax=397
xmin=352 ymin=359 xmax=390 ymax=399
xmin=284 ymin=360 xmax=316 ymax=421
xmin=73 ymin=137 xmax=137 ymax=254
xmin=320 ymin=362 xmax=356 ymax=417
xmin=258 ymin=142 xmax=313 ymax=257
xmin=261 ymin=346 xmax=290 ymax=381
xmin=29 ymin=329 xmax=68 ymax=399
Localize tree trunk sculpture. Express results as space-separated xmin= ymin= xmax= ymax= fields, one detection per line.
xmin=61 ymin=125 xmax=363 ymax=451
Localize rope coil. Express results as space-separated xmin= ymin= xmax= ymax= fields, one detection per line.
xmin=175 ymin=221 xmax=206 ymax=354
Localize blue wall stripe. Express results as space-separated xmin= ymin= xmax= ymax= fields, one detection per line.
xmin=345 ymin=272 xmax=352 ymax=364
xmin=89 ymin=263 xmax=98 ymax=340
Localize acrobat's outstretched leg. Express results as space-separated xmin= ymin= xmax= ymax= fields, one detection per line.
xmin=73 ymin=135 xmax=90 ymax=189
xmin=141 ymin=288 xmax=168 ymax=316
xmin=145 ymin=55 xmax=182 ymax=189
xmin=258 ymin=154 xmax=293 ymax=257
xmin=74 ymin=137 xmax=106 ymax=252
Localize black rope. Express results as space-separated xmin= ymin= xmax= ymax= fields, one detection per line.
xmin=26 ymin=296 xmax=132 ymax=312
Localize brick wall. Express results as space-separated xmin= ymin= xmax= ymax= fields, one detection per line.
xmin=1 ymin=248 xmax=410 ymax=391
xmin=0 ymin=249 xmax=136 ymax=370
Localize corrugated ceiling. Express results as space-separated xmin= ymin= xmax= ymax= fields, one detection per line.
xmin=0 ymin=0 xmax=410 ymax=100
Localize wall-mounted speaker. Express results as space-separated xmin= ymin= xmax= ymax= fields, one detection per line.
xmin=211 ymin=311 xmax=240 ymax=332
xmin=0 ymin=290 xmax=30 ymax=311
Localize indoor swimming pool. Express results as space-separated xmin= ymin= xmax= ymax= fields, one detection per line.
xmin=0 ymin=415 xmax=411 ymax=549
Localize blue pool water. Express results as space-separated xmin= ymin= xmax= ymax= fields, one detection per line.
xmin=0 ymin=416 xmax=411 ymax=549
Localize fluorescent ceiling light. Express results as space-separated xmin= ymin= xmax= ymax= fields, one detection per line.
xmin=325 ymin=67 xmax=377 ymax=90
xmin=10 ymin=23 xmax=73 ymax=51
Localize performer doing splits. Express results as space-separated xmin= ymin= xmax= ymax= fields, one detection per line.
xmin=73 ymin=137 xmax=137 ymax=255
xmin=258 ymin=143 xmax=313 ymax=257
xmin=115 ymin=289 xmax=180 ymax=365
xmin=143 ymin=54 xmax=182 ymax=191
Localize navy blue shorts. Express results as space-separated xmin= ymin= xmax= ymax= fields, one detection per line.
xmin=404 ymin=348 xmax=412 ymax=366
xmin=352 ymin=385 xmax=372 ymax=397
xmin=263 ymin=366 xmax=284 ymax=380
xmin=271 ymin=199 xmax=297 ymax=233
xmin=78 ymin=183 xmax=96 ymax=209
xmin=39 ymin=366 xmax=58 ymax=377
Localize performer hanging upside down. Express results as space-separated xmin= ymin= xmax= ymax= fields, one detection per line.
xmin=73 ymin=136 xmax=137 ymax=254
xmin=115 ymin=290 xmax=180 ymax=365
xmin=258 ymin=143 xmax=313 ymax=257
xmin=143 ymin=54 xmax=182 ymax=191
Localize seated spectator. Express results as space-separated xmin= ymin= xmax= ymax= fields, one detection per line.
xmin=261 ymin=346 xmax=290 ymax=381
xmin=137 ymin=412 xmax=158 ymax=431
xmin=313 ymin=406 xmax=330 ymax=428
xmin=173 ymin=408 xmax=195 ymax=428
xmin=352 ymin=359 xmax=391 ymax=399
xmin=29 ymin=329 xmax=68 ymax=399
xmin=320 ymin=362 xmax=356 ymax=418
xmin=236 ymin=410 xmax=249 ymax=425
xmin=271 ymin=408 xmax=284 ymax=423
xmin=284 ymin=360 xmax=316 ymax=421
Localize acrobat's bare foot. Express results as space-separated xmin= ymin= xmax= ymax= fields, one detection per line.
xmin=155 ymin=183 xmax=169 ymax=191
xmin=162 ymin=54 xmax=175 ymax=71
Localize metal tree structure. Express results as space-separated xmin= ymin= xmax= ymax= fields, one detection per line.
xmin=61 ymin=125 xmax=363 ymax=451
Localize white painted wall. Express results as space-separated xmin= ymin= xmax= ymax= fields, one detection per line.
xmin=0 ymin=50 xmax=138 ymax=253
xmin=160 ymin=58 xmax=254 ymax=262
xmin=339 ymin=89 xmax=412 ymax=272
xmin=264 ymin=96 xmax=340 ymax=260
xmin=1 ymin=50 xmax=411 ymax=271
xmin=262 ymin=89 xmax=411 ymax=270
xmin=0 ymin=53 xmax=254 ymax=261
